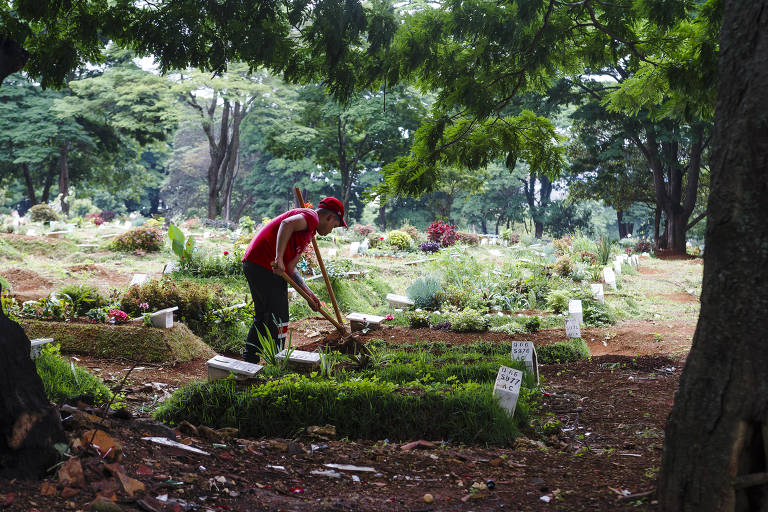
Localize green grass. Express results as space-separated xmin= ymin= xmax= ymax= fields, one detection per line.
xmin=537 ymin=338 xmax=591 ymax=364
xmin=35 ymin=345 xmax=112 ymax=404
xmin=155 ymin=375 xmax=530 ymax=444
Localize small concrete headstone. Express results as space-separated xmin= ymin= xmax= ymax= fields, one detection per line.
xmin=150 ymin=306 xmax=179 ymax=329
xmin=349 ymin=242 xmax=361 ymax=256
xmin=568 ymin=299 xmax=583 ymax=325
xmin=565 ymin=316 xmax=581 ymax=339
xmin=276 ymin=349 xmax=321 ymax=368
xmin=326 ymin=248 xmax=337 ymax=257
xmin=26 ymin=228 xmax=37 ymax=236
xmin=493 ymin=366 xmax=523 ymax=416
xmin=480 ymin=238 xmax=488 ymax=246
xmin=30 ymin=338 xmax=54 ymax=360
xmin=288 ymin=288 xmax=298 ymax=300
xmin=163 ymin=261 xmax=180 ymax=274
xmin=631 ymin=255 xmax=640 ymax=267
xmin=47 ymin=231 xmax=68 ymax=238
xmin=590 ymin=283 xmax=605 ymax=304
xmin=613 ymin=260 xmax=622 ymax=276
xmin=129 ymin=274 xmax=149 ymax=287
xmin=604 ymin=267 xmax=617 ymax=290
xmin=386 ymin=293 xmax=414 ymax=308
xmin=510 ymin=341 xmax=539 ymax=384
xmin=347 ymin=312 xmax=385 ymax=331
xmin=206 ymin=355 xmax=263 ymax=381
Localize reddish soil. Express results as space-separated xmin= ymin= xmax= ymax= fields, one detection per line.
xmin=0 ymin=267 xmax=54 ymax=302
xmin=638 ymin=267 xmax=664 ymax=275
xmin=66 ymin=264 xmax=133 ymax=290
xmin=0 ymin=354 xmax=678 ymax=511
xmin=660 ymin=292 xmax=698 ymax=303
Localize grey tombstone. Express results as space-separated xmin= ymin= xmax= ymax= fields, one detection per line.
xmin=568 ymin=299 xmax=583 ymax=325
xmin=386 ymin=293 xmax=414 ymax=309
xmin=493 ymin=366 xmax=524 ymax=416
xmin=590 ymin=283 xmax=605 ymax=304
xmin=613 ymin=259 xmax=622 ymax=276
xmin=30 ymin=338 xmax=54 ymax=360
xmin=347 ymin=312 xmax=385 ymax=332
xmin=565 ymin=316 xmax=581 ymax=339
xmin=349 ymin=241 xmax=361 ymax=256
xmin=510 ymin=341 xmax=539 ymax=384
xmin=604 ymin=267 xmax=617 ymax=290
xmin=276 ymin=349 xmax=321 ymax=368
xmin=150 ymin=306 xmax=179 ymax=329
xmin=206 ymin=355 xmax=263 ymax=381
xmin=163 ymin=261 xmax=180 ymax=274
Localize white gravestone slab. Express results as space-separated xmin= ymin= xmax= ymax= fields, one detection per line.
xmin=565 ymin=317 xmax=581 ymax=339
xmin=163 ymin=261 xmax=180 ymax=274
xmin=568 ymin=299 xmax=583 ymax=325
xmin=150 ymin=306 xmax=179 ymax=329
xmin=347 ymin=312 xmax=386 ymax=331
xmin=349 ymin=242 xmax=361 ymax=256
xmin=604 ymin=267 xmax=617 ymax=290
xmin=276 ymin=349 xmax=321 ymax=368
xmin=480 ymin=238 xmax=488 ymax=245
xmin=30 ymin=338 xmax=54 ymax=360
xmin=493 ymin=366 xmax=524 ymax=416
xmin=613 ymin=260 xmax=622 ymax=276
xmin=326 ymin=248 xmax=337 ymax=257
xmin=206 ymin=355 xmax=263 ymax=381
xmin=130 ymin=274 xmax=149 ymax=287
xmin=631 ymin=255 xmax=640 ymax=267
xmin=510 ymin=341 xmax=539 ymax=384
xmin=26 ymin=228 xmax=37 ymax=236
xmin=386 ymin=293 xmax=414 ymax=308
xmin=590 ymin=283 xmax=605 ymax=304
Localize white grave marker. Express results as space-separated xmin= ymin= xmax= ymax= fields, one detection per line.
xmin=386 ymin=293 xmax=414 ymax=308
xmin=590 ymin=283 xmax=605 ymax=304
xmin=347 ymin=312 xmax=386 ymax=331
xmin=276 ymin=349 xmax=321 ymax=368
xmin=568 ymin=299 xmax=583 ymax=325
xmin=613 ymin=259 xmax=622 ymax=276
xmin=206 ymin=355 xmax=263 ymax=381
xmin=129 ymin=274 xmax=149 ymax=287
xmin=326 ymin=248 xmax=337 ymax=257
xmin=349 ymin=242 xmax=360 ymax=256
xmin=30 ymin=338 xmax=54 ymax=360
xmin=163 ymin=261 xmax=180 ymax=274
xmin=510 ymin=341 xmax=539 ymax=384
xmin=493 ymin=366 xmax=523 ymax=416
xmin=565 ymin=316 xmax=581 ymax=339
xmin=604 ymin=267 xmax=617 ymax=290
xmin=150 ymin=306 xmax=179 ymax=329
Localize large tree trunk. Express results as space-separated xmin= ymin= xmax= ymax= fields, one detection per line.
xmin=659 ymin=2 xmax=768 ymax=511
xmin=58 ymin=145 xmax=70 ymax=216
xmin=0 ymin=283 xmax=66 ymax=479
xmin=22 ymin=163 xmax=37 ymax=205
xmin=534 ymin=220 xmax=544 ymax=238
xmin=0 ymin=37 xmax=28 ymax=85
xmin=41 ymin=167 xmax=55 ymax=204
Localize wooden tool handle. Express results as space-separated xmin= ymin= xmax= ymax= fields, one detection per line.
xmin=294 ymin=187 xmax=344 ymax=327
xmin=278 ymin=270 xmax=346 ymax=333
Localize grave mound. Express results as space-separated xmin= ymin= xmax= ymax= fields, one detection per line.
xmin=20 ymin=320 xmax=215 ymax=363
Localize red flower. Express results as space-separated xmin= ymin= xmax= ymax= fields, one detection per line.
xmin=384 ymin=314 xmax=394 ymax=321
xmin=304 ymin=202 xmax=313 ymax=209
xmin=224 ymin=251 xmax=229 ymax=255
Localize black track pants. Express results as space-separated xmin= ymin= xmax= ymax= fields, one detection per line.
xmin=242 ymin=261 xmax=289 ymax=362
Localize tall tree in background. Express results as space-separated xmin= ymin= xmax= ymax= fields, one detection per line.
xmin=659 ymin=0 xmax=768 ymax=509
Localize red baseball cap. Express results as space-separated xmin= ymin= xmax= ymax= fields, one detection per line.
xmin=318 ymin=197 xmax=347 ymax=228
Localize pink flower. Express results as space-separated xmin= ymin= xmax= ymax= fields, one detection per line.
xmin=224 ymin=250 xmax=229 ymax=255
xmin=139 ymin=302 xmax=149 ymax=311
xmin=384 ymin=314 xmax=394 ymax=321
xmin=380 ymin=236 xmax=385 ymax=240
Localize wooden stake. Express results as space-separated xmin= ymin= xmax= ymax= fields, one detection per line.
xmin=278 ymin=270 xmax=346 ymax=333
xmin=294 ymin=187 xmax=344 ymax=327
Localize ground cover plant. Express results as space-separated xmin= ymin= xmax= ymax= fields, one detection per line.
xmin=35 ymin=344 xmax=112 ymax=404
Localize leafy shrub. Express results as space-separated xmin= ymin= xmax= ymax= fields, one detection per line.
xmin=408 ymin=311 xmax=431 ymax=328
xmin=367 ymin=232 xmax=385 ymax=248
xmin=449 ymin=308 xmax=489 ymax=332
xmin=546 ymin=289 xmax=570 ymax=314
xmin=634 ymin=239 xmax=652 ymax=253
xmin=168 ymin=224 xmax=195 ymax=264
xmin=553 ymin=255 xmax=573 ymax=277
xmin=501 ymin=229 xmax=520 ymax=244
xmin=427 ymin=221 xmax=458 ymax=247
xmin=570 ymin=262 xmax=587 ymax=282
xmin=155 ymin=376 xmax=526 ymax=444
xmin=180 ymin=249 xmax=243 ymax=277
xmin=419 ymin=241 xmax=441 ymax=253
xmin=111 ymin=226 xmax=164 ymax=252
xmin=456 ymin=232 xmax=480 ymax=246
xmin=99 ymin=210 xmax=116 ymax=222
xmin=36 ymin=344 xmax=111 ymax=404
xmin=537 ymin=339 xmax=590 ymax=364
xmin=70 ymin=198 xmax=99 ymax=217
xmin=28 ymin=204 xmax=59 ymax=222
xmin=56 ymin=284 xmax=104 ymax=316
xmin=583 ymin=300 xmax=614 ymax=327
xmin=578 ymin=250 xmax=598 ymax=265
xmin=386 ymin=230 xmax=412 ymax=250
xmin=406 ymin=275 xmax=443 ymax=310
xmin=524 ymin=315 xmax=541 ymax=333
xmin=354 ymin=224 xmax=377 ymax=237
xmin=239 ymin=216 xmax=256 ymax=233
xmin=399 ymin=223 xmax=422 ymax=243
xmin=552 ymin=237 xmax=572 ymax=255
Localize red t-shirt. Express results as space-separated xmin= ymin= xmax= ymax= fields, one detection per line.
xmin=242 ymin=209 xmax=319 ymax=272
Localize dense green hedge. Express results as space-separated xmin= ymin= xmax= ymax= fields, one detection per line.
xmin=156 ymin=376 xmax=529 ymax=444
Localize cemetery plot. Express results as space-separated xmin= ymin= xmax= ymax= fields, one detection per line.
xmin=275 ymin=349 xmax=321 ymax=368
xmin=566 ymin=316 xmax=581 ymax=339
xmin=206 ymin=355 xmax=263 ymax=381
xmin=510 ymin=341 xmax=539 ymax=384
xmin=493 ymin=365 xmax=524 ymax=416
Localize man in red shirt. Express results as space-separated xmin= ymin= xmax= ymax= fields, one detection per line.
xmin=241 ymin=197 xmax=347 ymax=362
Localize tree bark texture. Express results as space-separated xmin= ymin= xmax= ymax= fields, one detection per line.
xmin=22 ymin=163 xmax=37 ymax=205
xmin=58 ymin=144 xmax=70 ymax=216
xmin=0 ymin=283 xmax=66 ymax=479
xmin=659 ymin=2 xmax=768 ymax=511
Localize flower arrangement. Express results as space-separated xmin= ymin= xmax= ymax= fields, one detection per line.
xmin=108 ymin=309 xmax=128 ymax=324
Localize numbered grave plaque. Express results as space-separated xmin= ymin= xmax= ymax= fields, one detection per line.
xmin=565 ymin=316 xmax=581 ymax=339
xmin=510 ymin=341 xmax=539 ymax=384
xmin=206 ymin=355 xmax=263 ymax=381
xmin=590 ymin=283 xmax=605 ymax=304
xmin=568 ymin=300 xmax=583 ymax=325
xmin=493 ymin=366 xmax=524 ymax=416
xmin=276 ymin=349 xmax=321 ymax=368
